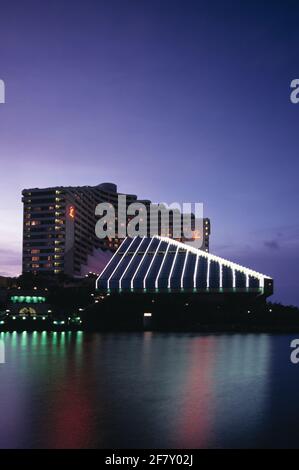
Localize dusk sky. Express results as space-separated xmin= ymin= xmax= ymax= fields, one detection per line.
xmin=0 ymin=0 xmax=299 ymax=305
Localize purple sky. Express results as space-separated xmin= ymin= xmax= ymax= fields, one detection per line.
xmin=0 ymin=0 xmax=299 ymax=305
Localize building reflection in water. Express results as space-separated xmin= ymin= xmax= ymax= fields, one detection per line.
xmin=0 ymin=331 xmax=271 ymax=448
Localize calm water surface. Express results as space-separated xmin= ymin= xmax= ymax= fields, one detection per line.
xmin=0 ymin=331 xmax=298 ymax=448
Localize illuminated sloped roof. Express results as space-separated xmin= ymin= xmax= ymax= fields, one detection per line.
xmin=96 ymin=236 xmax=272 ymax=293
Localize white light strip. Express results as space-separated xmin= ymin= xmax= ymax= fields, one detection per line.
xmin=155 ymin=243 xmax=171 ymax=289
xmin=119 ymin=238 xmax=144 ymax=289
xmin=143 ymin=240 xmax=162 ymax=289
xmin=131 ymin=237 xmax=155 ymax=289
xmin=246 ymin=273 xmax=249 ymax=288
xmin=219 ymin=263 xmax=223 ymax=289
xmin=107 ymin=238 xmax=136 ymax=289
xmin=232 ymin=269 xmax=236 ymax=288
xmin=168 ymin=246 xmax=179 ymax=289
xmin=95 ymin=239 xmax=126 ymax=289
xmin=207 ymin=259 xmax=210 ymax=289
xmin=156 ymin=235 xmax=271 ymax=281
xmin=180 ymin=251 xmax=189 ymax=289
xmin=193 ymin=254 xmax=199 ymax=289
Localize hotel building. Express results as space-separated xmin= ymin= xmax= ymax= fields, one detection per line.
xmin=22 ymin=183 xmax=210 ymax=277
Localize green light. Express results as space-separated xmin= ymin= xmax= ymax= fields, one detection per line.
xmin=11 ymin=295 xmax=46 ymax=304
xmin=41 ymin=331 xmax=47 ymax=346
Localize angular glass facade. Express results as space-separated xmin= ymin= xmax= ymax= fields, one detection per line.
xmin=96 ymin=236 xmax=273 ymax=295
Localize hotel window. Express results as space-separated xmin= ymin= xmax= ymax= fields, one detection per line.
xmin=31 ymin=249 xmax=40 ymax=254
xmin=32 ymin=264 xmax=39 ymax=268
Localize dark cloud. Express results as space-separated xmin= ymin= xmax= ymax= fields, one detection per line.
xmin=264 ymin=240 xmax=280 ymax=250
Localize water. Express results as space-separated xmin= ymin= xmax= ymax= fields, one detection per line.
xmin=0 ymin=331 xmax=298 ymax=449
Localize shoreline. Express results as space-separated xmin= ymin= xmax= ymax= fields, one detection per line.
xmin=1 ymin=325 xmax=299 ymax=334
